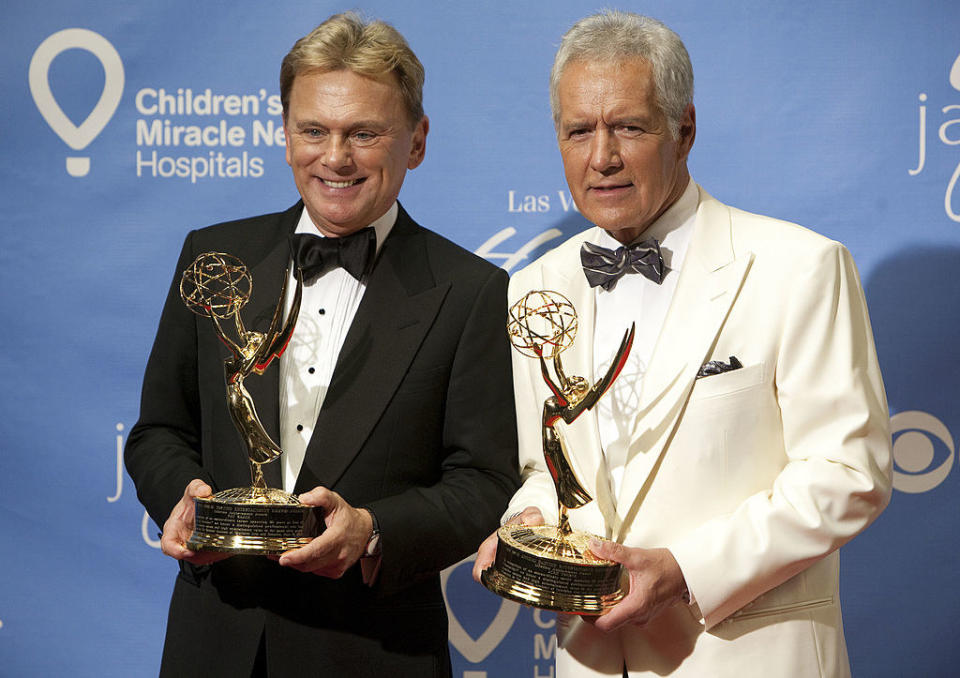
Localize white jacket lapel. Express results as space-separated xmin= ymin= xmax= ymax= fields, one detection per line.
xmin=615 ymin=188 xmax=753 ymax=541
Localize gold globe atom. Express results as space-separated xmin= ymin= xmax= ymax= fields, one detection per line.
xmin=507 ymin=290 xmax=578 ymax=360
xmin=180 ymin=252 xmax=252 ymax=319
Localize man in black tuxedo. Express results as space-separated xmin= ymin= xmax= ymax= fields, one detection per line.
xmin=125 ymin=12 xmax=518 ymax=677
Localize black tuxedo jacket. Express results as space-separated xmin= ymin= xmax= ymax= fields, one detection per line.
xmin=126 ymin=203 xmax=518 ymax=677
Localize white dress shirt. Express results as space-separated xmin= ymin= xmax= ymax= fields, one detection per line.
xmin=278 ymin=202 xmax=397 ymax=493
xmin=593 ymin=179 xmax=697 ymax=497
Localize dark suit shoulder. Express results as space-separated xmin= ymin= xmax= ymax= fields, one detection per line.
xmin=394 ymin=207 xmax=503 ymax=285
xmin=194 ymin=202 xmax=299 ymax=235
xmin=183 ymin=202 xmax=302 ymax=267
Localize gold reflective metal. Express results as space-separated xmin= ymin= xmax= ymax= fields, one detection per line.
xmin=482 ymin=290 xmax=636 ymax=614
xmin=180 ymin=252 xmax=318 ymax=554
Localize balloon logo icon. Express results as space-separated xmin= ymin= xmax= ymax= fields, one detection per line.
xmin=29 ymin=29 xmax=124 ymax=177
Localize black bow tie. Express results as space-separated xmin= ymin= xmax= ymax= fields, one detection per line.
xmin=289 ymin=228 xmax=377 ymax=281
xmin=580 ymin=238 xmax=664 ymax=290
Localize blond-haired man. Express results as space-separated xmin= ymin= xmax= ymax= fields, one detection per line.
xmin=127 ymin=13 xmax=517 ymax=677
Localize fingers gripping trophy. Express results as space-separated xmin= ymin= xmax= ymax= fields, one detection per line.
xmin=482 ymin=290 xmax=635 ymax=614
xmin=179 ymin=252 xmax=321 ymax=554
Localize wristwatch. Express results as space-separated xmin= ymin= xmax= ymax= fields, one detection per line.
xmin=362 ymin=507 xmax=381 ymax=558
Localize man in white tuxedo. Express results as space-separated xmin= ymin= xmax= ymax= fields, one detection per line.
xmin=474 ymin=11 xmax=891 ymax=678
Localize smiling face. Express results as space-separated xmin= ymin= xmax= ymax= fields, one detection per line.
xmin=283 ymin=69 xmax=428 ymax=237
xmin=556 ymin=58 xmax=695 ymax=244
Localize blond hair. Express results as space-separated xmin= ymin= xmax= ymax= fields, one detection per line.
xmin=280 ymin=12 xmax=425 ymax=126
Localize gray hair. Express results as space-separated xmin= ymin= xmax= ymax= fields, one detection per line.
xmin=550 ymin=11 xmax=694 ymax=138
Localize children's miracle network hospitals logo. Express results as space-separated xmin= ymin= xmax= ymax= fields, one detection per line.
xmin=29 ymin=28 xmax=124 ymax=178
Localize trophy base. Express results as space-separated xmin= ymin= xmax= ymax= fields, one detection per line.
xmin=187 ymin=486 xmax=324 ymax=555
xmin=481 ymin=524 xmax=624 ymax=615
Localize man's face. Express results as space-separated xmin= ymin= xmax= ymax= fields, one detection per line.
xmin=284 ymin=69 xmax=428 ymax=237
xmin=556 ymin=58 xmax=694 ymax=244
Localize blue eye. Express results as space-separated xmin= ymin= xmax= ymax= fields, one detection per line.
xmin=891 ymin=410 xmax=955 ymax=493
xmin=351 ymin=131 xmax=377 ymax=145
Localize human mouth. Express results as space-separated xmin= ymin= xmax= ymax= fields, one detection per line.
xmin=591 ymin=182 xmax=632 ymax=193
xmin=320 ymin=177 xmax=364 ymax=188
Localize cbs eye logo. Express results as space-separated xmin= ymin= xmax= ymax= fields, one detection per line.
xmin=891 ymin=411 xmax=955 ymax=493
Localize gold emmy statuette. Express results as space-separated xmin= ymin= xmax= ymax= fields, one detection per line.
xmin=482 ymin=290 xmax=635 ymax=614
xmin=179 ymin=252 xmax=322 ymax=554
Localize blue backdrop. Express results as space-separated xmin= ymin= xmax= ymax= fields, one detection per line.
xmin=3 ymin=1 xmax=959 ymax=676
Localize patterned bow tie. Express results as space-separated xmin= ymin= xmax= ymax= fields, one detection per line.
xmin=289 ymin=228 xmax=377 ymax=281
xmin=580 ymin=238 xmax=664 ymax=290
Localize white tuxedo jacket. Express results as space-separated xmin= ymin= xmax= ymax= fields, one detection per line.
xmin=505 ymin=185 xmax=892 ymax=678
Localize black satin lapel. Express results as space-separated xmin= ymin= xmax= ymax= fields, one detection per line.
xmin=295 ymin=210 xmax=448 ymax=493
xmin=237 ymin=206 xmax=300 ymax=489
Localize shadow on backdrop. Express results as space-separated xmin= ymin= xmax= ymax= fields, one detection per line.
xmin=866 ymin=245 xmax=960 ymax=418
xmin=842 ymin=245 xmax=960 ymax=677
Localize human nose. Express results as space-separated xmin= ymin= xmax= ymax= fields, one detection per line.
xmin=589 ymin=128 xmax=622 ymax=172
xmin=321 ymin=134 xmax=354 ymax=171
